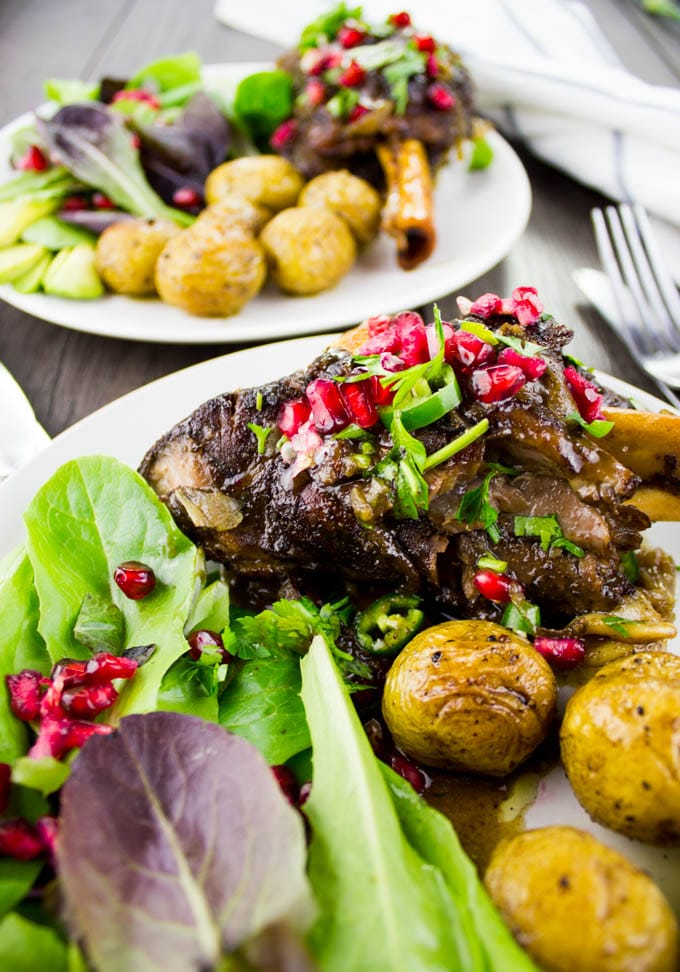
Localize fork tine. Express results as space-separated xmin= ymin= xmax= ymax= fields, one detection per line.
xmin=618 ymin=204 xmax=680 ymax=351
xmin=591 ymin=208 xmax=646 ymax=356
xmin=632 ymin=205 xmax=680 ymax=336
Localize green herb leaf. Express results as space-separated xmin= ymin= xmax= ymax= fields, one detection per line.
xmin=326 ymin=89 xmax=360 ymax=119
xmin=0 ymin=859 xmax=42 ymax=923
xmin=602 ymin=615 xmax=631 ymax=637
xmin=234 ymin=70 xmax=295 ymax=143
xmin=383 ymin=48 xmax=427 ymax=114
xmin=566 ymin=410 xmax=615 ymax=438
xmin=621 ymin=551 xmax=639 ymax=584
xmin=334 ymin=423 xmax=369 ymax=440
xmin=351 ymin=39 xmax=404 ymax=71
xmin=0 ymin=913 xmax=68 ymax=972
xmin=455 ymin=466 xmax=503 ymax=543
xmin=247 ymin=422 xmax=273 ymax=455
xmin=514 ymin=514 xmax=585 ymax=557
xmin=423 ymin=418 xmax=489 ymax=472
xmin=461 ymin=320 xmax=498 ymax=344
xmin=501 ymin=600 xmax=541 ymax=636
xmin=299 ymin=2 xmax=363 ymax=48
xmin=496 ymin=333 xmax=544 ymax=357
xmin=468 ymin=135 xmax=494 ymax=171
xmin=158 ymin=655 xmax=221 ymax=722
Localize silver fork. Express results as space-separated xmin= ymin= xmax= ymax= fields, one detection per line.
xmin=591 ymin=203 xmax=680 ymax=409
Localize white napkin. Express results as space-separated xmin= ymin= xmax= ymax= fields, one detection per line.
xmin=214 ymin=0 xmax=680 ymax=233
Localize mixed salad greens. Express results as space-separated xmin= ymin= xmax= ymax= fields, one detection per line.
xmin=0 ymin=455 xmax=537 ymax=971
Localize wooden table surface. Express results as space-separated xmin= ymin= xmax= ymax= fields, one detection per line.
xmin=1 ymin=0 xmax=679 ymax=439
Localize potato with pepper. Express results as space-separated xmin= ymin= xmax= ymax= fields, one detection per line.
xmin=260 ymin=206 xmax=356 ymax=295
xmin=561 ymin=651 xmax=680 ymax=844
xmin=95 ymin=217 xmax=180 ymax=295
xmin=484 ymin=826 xmax=679 ymax=972
xmin=382 ymin=620 xmax=557 ymax=776
xmin=299 ymin=170 xmax=382 ymax=246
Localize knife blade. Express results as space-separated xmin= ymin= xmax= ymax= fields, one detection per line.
xmin=0 ymin=361 xmax=50 ymax=479
xmin=572 ymin=267 xmax=680 ymax=411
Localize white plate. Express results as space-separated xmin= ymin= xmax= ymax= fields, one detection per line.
xmin=0 ymin=63 xmax=531 ymax=344
xmin=0 ymin=335 xmax=678 ymax=914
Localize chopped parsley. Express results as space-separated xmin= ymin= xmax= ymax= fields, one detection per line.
xmin=621 ymin=550 xmax=639 ymax=583
xmin=299 ymin=3 xmax=362 ymax=49
xmin=334 ymin=423 xmax=370 ymax=440
xmin=326 ymin=88 xmax=360 ymax=119
xmin=455 ymin=467 xmax=503 ymax=543
xmin=601 ymin=615 xmax=631 ymax=638
xmin=501 ymin=600 xmax=541 ymax=636
xmin=383 ymin=48 xmax=427 ymax=113
xmin=461 ymin=320 xmax=544 ymax=357
xmin=566 ymin=410 xmax=615 ymax=438
xmin=247 ymin=422 xmax=273 ymax=455
xmin=513 ymin=514 xmax=585 ymax=558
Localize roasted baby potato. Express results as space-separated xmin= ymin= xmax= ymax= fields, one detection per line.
xmin=260 ymin=207 xmax=356 ymax=295
xmin=382 ymin=620 xmax=557 ymax=776
xmin=196 ymin=195 xmax=272 ymax=236
xmin=484 ymin=826 xmax=679 ymax=972
xmin=561 ymin=651 xmax=680 ymax=844
xmin=205 ymin=156 xmax=304 ymax=212
xmin=95 ymin=218 xmax=180 ymax=295
xmin=155 ymin=220 xmax=266 ymax=317
xmin=299 ymin=170 xmax=382 ymax=245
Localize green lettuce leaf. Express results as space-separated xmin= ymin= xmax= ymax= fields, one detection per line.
xmin=128 ymin=52 xmax=202 ymax=93
xmin=0 ymin=860 xmax=42 ymax=922
xmin=0 ymin=912 xmax=67 ymax=971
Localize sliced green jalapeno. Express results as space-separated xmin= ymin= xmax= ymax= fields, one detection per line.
xmin=355 ymin=593 xmax=425 ymax=655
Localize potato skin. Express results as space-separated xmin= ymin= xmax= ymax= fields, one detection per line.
xmin=484 ymin=826 xmax=679 ymax=972
xmin=155 ymin=221 xmax=266 ymax=317
xmin=205 ymin=156 xmax=304 ymax=212
xmin=382 ymin=620 xmax=557 ymax=775
xmin=561 ymin=652 xmax=680 ymax=844
xmin=260 ymin=207 xmax=356 ymax=296
xmin=95 ymin=218 xmax=180 ymax=295
xmin=196 ymin=196 xmax=272 ymax=236
xmin=299 ymin=170 xmax=381 ymax=245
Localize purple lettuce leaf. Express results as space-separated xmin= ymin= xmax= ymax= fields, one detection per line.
xmin=57 ymin=712 xmax=313 ymax=972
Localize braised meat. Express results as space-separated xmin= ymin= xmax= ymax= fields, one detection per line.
xmin=141 ymin=287 xmax=672 ymax=631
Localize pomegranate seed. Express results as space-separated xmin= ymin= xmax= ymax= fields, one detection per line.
xmin=427 ymin=83 xmax=456 ymax=111
xmin=305 ymin=378 xmax=350 ymax=433
xmin=368 ymin=374 xmax=394 ymax=407
xmin=390 ymin=753 xmax=427 ymax=793
xmin=380 ymin=352 xmax=406 ymax=373
xmin=447 ymin=330 xmax=494 ymax=370
xmin=473 ymin=570 xmax=515 ymax=603
xmin=390 ymin=11 xmax=412 ymax=28
xmin=338 ymin=24 xmax=365 ymax=47
xmin=187 ymin=629 xmax=232 ymax=664
xmin=271 ymin=764 xmax=299 ymax=805
xmin=50 ymin=658 xmax=88 ymax=690
xmin=340 ymin=381 xmax=379 ymax=428
xmin=35 ymin=816 xmax=59 ymax=863
xmin=85 ymin=652 xmax=138 ymax=683
xmin=367 ymin=314 xmax=393 ymax=337
xmin=114 ymin=561 xmax=156 ymax=600
xmin=298 ymin=781 xmax=312 ymax=806
xmin=6 ymin=670 xmax=48 ymax=721
xmin=348 ymin=103 xmax=369 ymax=123
xmin=414 ymin=34 xmax=436 ymax=52
xmin=290 ymin=420 xmax=323 ymax=457
xmin=17 ymin=145 xmax=48 ymax=172
xmin=305 ymin=78 xmax=326 ymax=107
xmin=426 ymin=54 xmax=439 ymax=77
xmin=30 ymin=718 xmax=113 ymax=760
xmin=511 ymin=286 xmax=544 ymax=327
xmin=0 ymin=764 xmax=10 ymax=815
xmin=339 ymin=61 xmax=366 ymax=88
xmin=172 ymin=186 xmax=201 ymax=208
xmin=393 ymin=311 xmax=429 ymax=366
xmin=270 ymin=118 xmax=298 ymax=150
xmin=300 ymin=48 xmax=329 ymax=75
xmin=112 ymin=88 xmax=161 ymax=110
xmin=471 ymin=364 xmax=526 ymax=403
xmin=278 ymin=398 xmax=312 ymax=438
xmin=359 ymin=323 xmax=401 ymax=356
xmin=130 ymin=133 xmax=141 ymax=150
xmin=61 ymin=682 xmax=118 ymax=719
xmin=470 ymin=293 xmax=503 ymax=318
xmin=61 ymin=194 xmax=89 ymax=212
xmin=0 ymin=818 xmax=44 ymax=860
xmin=563 ymin=366 xmax=603 ymax=423
xmin=499 ymin=298 xmax=515 ymax=315
xmin=92 ymin=192 xmax=115 ymax=210
xmin=533 ymin=636 xmax=585 ymax=670
xmin=497 ymin=347 xmax=547 ymax=380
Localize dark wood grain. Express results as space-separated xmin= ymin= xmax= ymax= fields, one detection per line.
xmin=0 ymin=0 xmax=677 ymax=438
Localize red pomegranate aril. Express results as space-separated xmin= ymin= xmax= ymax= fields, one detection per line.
xmin=367 ymin=314 xmax=393 ymax=337
xmin=187 ymin=629 xmax=232 ymax=664
xmin=393 ymin=311 xmax=428 ymax=366
xmin=61 ymin=194 xmax=88 ymax=212
xmin=427 ymin=83 xmax=455 ymax=111
xmin=339 ymin=61 xmax=366 ymax=88
xmin=0 ymin=818 xmax=44 ymax=860
xmin=348 ymin=103 xmax=369 ymax=123
xmin=563 ymin=366 xmax=603 ymax=423
xmin=6 ymin=670 xmax=48 ymax=721
xmin=469 ymin=292 xmax=502 ymax=318
xmin=31 ymin=718 xmax=114 ymax=760
xmin=305 ymin=378 xmax=350 ymax=433
xmin=471 ymin=364 xmax=526 ymax=404
xmin=85 ymin=651 xmax=138 ymax=683
xmin=533 ymin=636 xmax=585 ymax=670
xmin=359 ymin=323 xmax=401 ymax=356
xmin=511 ymin=286 xmax=544 ymax=327
xmin=390 ymin=753 xmax=427 ymax=793
xmin=414 ymin=34 xmax=436 ymax=52
xmin=271 ymin=764 xmax=300 ymax=805
xmin=338 ymin=24 xmax=365 ymax=47
xmin=92 ymin=192 xmax=115 ymax=210
xmin=368 ymin=374 xmax=394 ymax=408
xmin=340 ymin=381 xmax=378 ymax=429
xmin=130 ymin=133 xmax=141 ymax=150
xmin=172 ymin=186 xmax=201 ymax=208
xmin=17 ymin=145 xmax=48 ymax=172
xmin=61 ymin=682 xmax=118 ymax=719
xmin=35 ymin=816 xmax=59 ymax=862
xmin=426 ymin=54 xmax=439 ymax=78
xmin=305 ymin=78 xmax=326 ymax=107
xmin=114 ymin=561 xmax=156 ymax=600
xmin=473 ymin=570 xmax=515 ymax=603
xmin=112 ymin=88 xmax=161 ymax=110
xmin=278 ymin=398 xmax=312 ymax=438
xmin=0 ymin=764 xmax=10 ymax=815
xmin=270 ymin=118 xmax=298 ymax=151
xmin=390 ymin=11 xmax=411 ymax=27
xmin=447 ymin=331 xmax=494 ymax=370
xmin=497 ymin=346 xmax=547 ymax=381
xmin=50 ymin=658 xmax=88 ymax=690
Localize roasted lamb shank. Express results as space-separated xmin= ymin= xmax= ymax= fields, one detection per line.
xmin=141 ymin=287 xmax=679 ymax=642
